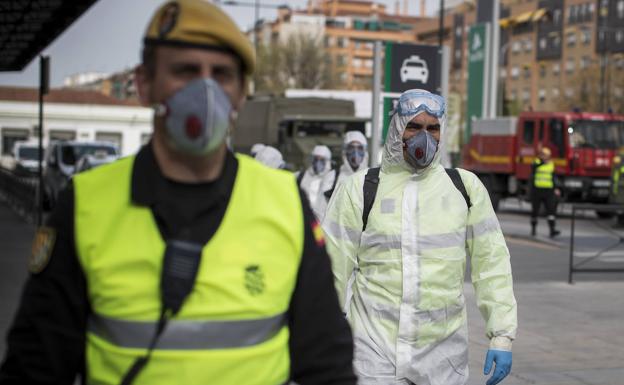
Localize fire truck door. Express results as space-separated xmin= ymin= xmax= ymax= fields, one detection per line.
xmin=517 ymin=117 xmax=538 ymax=179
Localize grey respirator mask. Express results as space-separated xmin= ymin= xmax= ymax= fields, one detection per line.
xmin=155 ymin=78 xmax=231 ymax=156
xmin=345 ymin=145 xmax=366 ymax=171
xmin=404 ymin=130 xmax=438 ymax=170
xmin=312 ymin=158 xmax=327 ymax=175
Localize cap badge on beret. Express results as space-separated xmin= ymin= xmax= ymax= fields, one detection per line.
xmin=158 ymin=2 xmax=180 ymax=38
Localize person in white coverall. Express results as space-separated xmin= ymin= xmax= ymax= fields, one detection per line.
xmin=297 ymin=145 xmax=332 ymax=218
xmin=315 ymin=131 xmax=369 ymax=220
xmin=250 ymin=143 xmax=265 ymax=157
xmin=322 ymin=90 xmax=517 ymax=385
xmin=254 ymin=145 xmax=285 ymax=169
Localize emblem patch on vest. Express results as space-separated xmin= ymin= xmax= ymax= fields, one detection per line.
xmin=29 ymin=227 xmax=56 ymax=274
xmin=244 ymin=265 xmax=265 ymax=295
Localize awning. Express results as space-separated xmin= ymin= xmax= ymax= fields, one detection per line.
xmin=532 ymin=8 xmax=548 ymax=22
xmin=0 ymin=1 xmax=98 ymax=71
xmin=499 ymin=17 xmax=513 ymax=28
xmin=515 ymin=10 xmax=534 ymax=24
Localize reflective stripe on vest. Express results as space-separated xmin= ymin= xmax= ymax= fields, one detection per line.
xmin=534 ymin=161 xmax=554 ymax=189
xmin=88 ymin=312 xmax=286 ymax=350
xmin=73 ymin=154 xmax=303 ymax=385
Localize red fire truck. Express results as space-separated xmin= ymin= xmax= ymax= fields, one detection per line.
xmin=461 ymin=111 xmax=624 ymax=213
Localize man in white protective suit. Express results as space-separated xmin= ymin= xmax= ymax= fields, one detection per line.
xmin=322 ymin=89 xmax=517 ymax=385
xmin=315 ymin=131 xmax=369 ymax=220
xmin=296 ymin=145 xmax=333 ymax=218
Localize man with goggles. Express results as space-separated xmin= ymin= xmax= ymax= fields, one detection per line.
xmin=323 ymin=89 xmax=517 ymax=385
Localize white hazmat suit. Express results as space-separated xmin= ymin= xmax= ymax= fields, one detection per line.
xmin=315 ymin=131 xmax=369 ymax=221
xmin=297 ymin=145 xmax=332 ymax=219
xmin=254 ymin=145 xmax=285 ymax=169
xmin=322 ymin=90 xmax=517 ymax=385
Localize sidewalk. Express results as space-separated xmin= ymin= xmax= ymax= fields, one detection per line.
xmin=465 ymin=280 xmax=624 ymax=385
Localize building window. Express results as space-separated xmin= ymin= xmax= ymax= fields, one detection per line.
xmin=539 ymin=37 xmax=547 ymax=50
xmin=618 ymin=0 xmax=624 ymax=18
xmin=581 ymin=28 xmax=591 ymax=44
xmin=580 ymin=55 xmax=591 ymax=69
xmin=500 ymin=68 xmax=507 ymax=78
xmin=364 ymin=59 xmax=373 ymax=68
xmin=512 ymin=41 xmax=521 ymax=53
xmin=566 ymin=57 xmax=576 ymax=73
xmin=553 ymin=63 xmax=560 ymax=75
xmin=554 ymin=9 xmax=562 ymax=24
xmin=552 ymin=88 xmax=560 ymax=98
xmin=617 ymin=58 xmax=624 ymax=69
xmin=510 ymin=89 xmax=517 ymax=100
xmin=456 ymin=26 xmax=462 ymax=37
xmin=524 ymin=38 xmax=533 ymax=52
xmin=553 ymin=36 xmax=561 ymax=48
xmin=617 ymin=30 xmax=624 ymax=43
xmin=540 ymin=65 xmax=546 ymax=77
xmin=353 ymin=58 xmax=362 ymax=67
xmin=538 ymin=89 xmax=546 ymax=102
xmin=566 ymin=31 xmax=576 ymax=46
xmin=565 ymin=88 xmax=574 ymax=97
xmin=567 ymin=5 xmax=575 ymax=23
xmin=524 ymin=66 xmax=531 ymax=78
xmin=522 ymin=89 xmax=530 ymax=101
xmin=511 ymin=66 xmax=520 ymax=79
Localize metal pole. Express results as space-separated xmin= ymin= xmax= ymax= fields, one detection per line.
xmin=568 ymin=205 xmax=576 ymax=284
xmin=438 ymin=0 xmax=445 ymax=48
xmin=37 ymin=56 xmax=49 ymax=227
xmin=371 ymin=41 xmax=382 ymax=167
xmin=488 ymin=0 xmax=500 ymax=118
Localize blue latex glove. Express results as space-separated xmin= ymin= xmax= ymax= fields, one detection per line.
xmin=484 ymin=349 xmax=512 ymax=385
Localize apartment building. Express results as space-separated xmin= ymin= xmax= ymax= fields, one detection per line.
xmin=415 ymin=0 xmax=624 ymax=112
xmin=255 ymin=0 xmax=433 ymax=89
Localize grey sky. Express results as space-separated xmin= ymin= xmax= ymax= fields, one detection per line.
xmin=0 ymin=0 xmax=439 ymax=88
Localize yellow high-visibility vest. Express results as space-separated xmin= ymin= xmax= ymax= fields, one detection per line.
xmin=74 ymin=154 xmax=303 ymax=385
xmin=534 ymin=160 xmax=554 ymax=189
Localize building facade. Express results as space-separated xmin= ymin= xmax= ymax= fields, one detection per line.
xmin=414 ymin=0 xmax=624 ymax=113
xmin=255 ymin=0 xmax=433 ymax=90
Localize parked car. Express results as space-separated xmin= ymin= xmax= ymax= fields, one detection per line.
xmin=43 ymin=141 xmax=118 ymax=209
xmin=6 ymin=141 xmax=43 ymax=176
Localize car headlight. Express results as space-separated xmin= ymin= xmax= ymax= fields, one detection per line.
xmin=592 ymin=179 xmax=611 ymax=187
xmin=564 ymin=179 xmax=583 ymax=188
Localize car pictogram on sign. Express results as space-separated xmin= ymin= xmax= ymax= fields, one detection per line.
xmin=400 ymin=55 xmax=429 ymax=83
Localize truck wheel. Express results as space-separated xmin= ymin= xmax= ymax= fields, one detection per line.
xmin=595 ymin=210 xmax=615 ymax=219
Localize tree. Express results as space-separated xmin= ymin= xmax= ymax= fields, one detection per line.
xmin=554 ymin=59 xmax=624 ymax=113
xmin=255 ymin=33 xmax=344 ymax=94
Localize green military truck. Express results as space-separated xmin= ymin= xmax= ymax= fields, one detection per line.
xmin=232 ymin=96 xmax=369 ymax=169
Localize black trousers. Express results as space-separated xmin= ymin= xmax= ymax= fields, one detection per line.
xmin=531 ymin=188 xmax=557 ymax=220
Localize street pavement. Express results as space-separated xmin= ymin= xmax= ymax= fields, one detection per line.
xmin=1 ymin=198 xmax=623 ymax=384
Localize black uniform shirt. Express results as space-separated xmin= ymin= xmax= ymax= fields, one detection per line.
xmin=0 ymin=144 xmax=356 ymax=385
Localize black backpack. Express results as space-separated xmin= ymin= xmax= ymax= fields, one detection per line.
xmin=323 ymin=168 xmax=341 ymax=200
xmin=361 ymin=167 xmax=472 ymax=231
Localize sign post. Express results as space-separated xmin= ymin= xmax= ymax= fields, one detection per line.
xmin=465 ymin=23 xmax=489 ymax=143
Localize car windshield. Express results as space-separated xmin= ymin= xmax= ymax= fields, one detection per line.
xmin=406 ymin=62 xmax=423 ymax=67
xmin=60 ymin=145 xmax=116 ymax=165
xmin=18 ymin=147 xmax=40 ymax=160
xmin=568 ymin=120 xmax=624 ymax=149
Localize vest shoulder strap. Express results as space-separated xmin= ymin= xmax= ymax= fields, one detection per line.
xmin=324 ymin=168 xmax=341 ymax=200
xmin=296 ymin=170 xmax=305 ymax=187
xmin=362 ymin=167 xmax=380 ymax=231
xmin=445 ymin=168 xmax=472 ymax=208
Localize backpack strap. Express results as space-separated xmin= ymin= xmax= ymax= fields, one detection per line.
xmin=445 ymin=168 xmax=472 ymax=208
xmin=324 ymin=168 xmax=341 ymax=200
xmin=362 ymin=167 xmax=381 ymax=231
xmin=296 ymin=170 xmax=305 ymax=187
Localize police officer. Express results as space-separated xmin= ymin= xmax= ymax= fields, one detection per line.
xmin=0 ymin=1 xmax=355 ymax=384
xmin=530 ymin=147 xmax=560 ymax=238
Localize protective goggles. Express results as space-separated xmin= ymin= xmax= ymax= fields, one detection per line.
xmin=395 ymin=91 xmax=446 ymax=118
